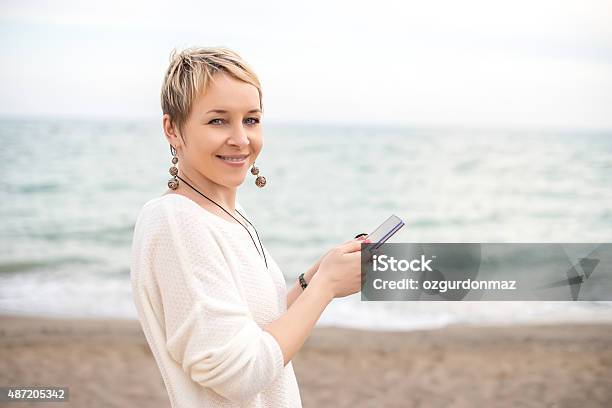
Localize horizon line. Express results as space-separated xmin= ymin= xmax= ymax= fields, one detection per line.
xmin=0 ymin=113 xmax=610 ymax=135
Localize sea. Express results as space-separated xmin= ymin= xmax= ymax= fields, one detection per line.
xmin=1 ymin=118 xmax=611 ymax=331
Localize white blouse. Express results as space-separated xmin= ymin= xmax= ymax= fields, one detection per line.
xmin=130 ymin=193 xmax=302 ymax=407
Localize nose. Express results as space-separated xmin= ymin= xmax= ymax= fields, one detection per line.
xmin=228 ymin=123 xmax=250 ymax=147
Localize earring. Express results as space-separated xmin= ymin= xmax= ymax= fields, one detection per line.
xmin=250 ymin=162 xmax=266 ymax=188
xmin=168 ymin=145 xmax=179 ymax=190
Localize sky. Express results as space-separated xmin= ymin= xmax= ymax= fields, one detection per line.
xmin=1 ymin=0 xmax=611 ymax=131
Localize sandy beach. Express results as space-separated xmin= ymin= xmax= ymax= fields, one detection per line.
xmin=1 ymin=314 xmax=611 ymax=407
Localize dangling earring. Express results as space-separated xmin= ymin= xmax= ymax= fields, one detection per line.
xmin=250 ymin=162 xmax=266 ymax=188
xmin=168 ymin=145 xmax=179 ymax=190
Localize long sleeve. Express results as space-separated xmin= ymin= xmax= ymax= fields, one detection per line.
xmin=146 ymin=201 xmax=286 ymax=405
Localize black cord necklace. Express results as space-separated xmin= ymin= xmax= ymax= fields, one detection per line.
xmin=176 ymin=174 xmax=268 ymax=269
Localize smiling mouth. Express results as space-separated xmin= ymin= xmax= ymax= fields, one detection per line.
xmin=216 ymin=154 xmax=249 ymax=162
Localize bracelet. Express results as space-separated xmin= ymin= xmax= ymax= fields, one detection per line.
xmin=298 ymin=272 xmax=308 ymax=290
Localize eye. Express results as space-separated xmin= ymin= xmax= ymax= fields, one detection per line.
xmin=209 ymin=118 xmax=224 ymax=125
xmin=245 ymin=117 xmax=261 ymax=125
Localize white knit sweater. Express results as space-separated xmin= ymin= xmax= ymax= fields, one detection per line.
xmin=130 ymin=193 xmax=302 ymax=407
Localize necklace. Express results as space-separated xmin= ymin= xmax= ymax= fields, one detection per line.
xmin=176 ymin=174 xmax=268 ymax=269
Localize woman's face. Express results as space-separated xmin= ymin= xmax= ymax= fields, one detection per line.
xmin=168 ymin=72 xmax=263 ymax=188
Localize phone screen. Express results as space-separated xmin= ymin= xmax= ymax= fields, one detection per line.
xmin=366 ymin=214 xmax=405 ymax=249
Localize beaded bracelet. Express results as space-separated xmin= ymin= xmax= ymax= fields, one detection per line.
xmin=298 ymin=272 xmax=308 ymax=290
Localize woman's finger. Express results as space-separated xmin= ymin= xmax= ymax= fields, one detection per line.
xmin=341 ymin=239 xmax=367 ymax=254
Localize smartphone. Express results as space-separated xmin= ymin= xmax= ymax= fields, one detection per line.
xmin=364 ymin=214 xmax=405 ymax=250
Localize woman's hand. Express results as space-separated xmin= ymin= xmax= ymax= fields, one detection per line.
xmin=311 ymin=238 xmax=367 ymax=299
xmin=304 ymin=236 xmax=369 ymax=283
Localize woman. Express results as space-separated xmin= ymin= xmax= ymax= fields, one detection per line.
xmin=130 ymin=46 xmax=367 ymax=408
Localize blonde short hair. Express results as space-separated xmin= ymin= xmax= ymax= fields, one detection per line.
xmin=160 ymin=46 xmax=263 ymax=141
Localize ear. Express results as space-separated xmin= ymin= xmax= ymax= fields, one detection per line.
xmin=162 ymin=114 xmax=183 ymax=149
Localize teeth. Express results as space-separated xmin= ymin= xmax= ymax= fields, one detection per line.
xmin=218 ymin=155 xmax=246 ymax=162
